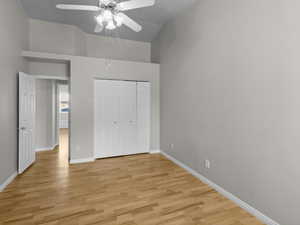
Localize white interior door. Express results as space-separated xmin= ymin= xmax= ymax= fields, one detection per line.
xmin=18 ymin=72 xmax=36 ymax=174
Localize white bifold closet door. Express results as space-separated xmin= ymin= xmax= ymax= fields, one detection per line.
xmin=94 ymin=80 xmax=150 ymax=159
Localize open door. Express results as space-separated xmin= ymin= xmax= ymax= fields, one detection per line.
xmin=18 ymin=72 xmax=36 ymax=174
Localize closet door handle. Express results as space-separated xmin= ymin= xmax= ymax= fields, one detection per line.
xmin=113 ymin=121 xmax=118 ymax=125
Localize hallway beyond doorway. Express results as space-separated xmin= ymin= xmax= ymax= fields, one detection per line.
xmin=58 ymin=128 xmax=69 ymax=163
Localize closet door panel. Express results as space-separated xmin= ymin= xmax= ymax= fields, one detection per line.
xmin=137 ymin=82 xmax=151 ymax=153
xmin=119 ymin=81 xmax=138 ymax=155
xmin=95 ymin=80 xmax=121 ymax=158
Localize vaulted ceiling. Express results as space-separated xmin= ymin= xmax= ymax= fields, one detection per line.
xmin=20 ymin=0 xmax=196 ymax=42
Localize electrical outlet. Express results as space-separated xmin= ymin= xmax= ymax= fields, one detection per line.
xmin=205 ymin=159 xmax=210 ymax=169
xmin=169 ymin=144 xmax=174 ymax=149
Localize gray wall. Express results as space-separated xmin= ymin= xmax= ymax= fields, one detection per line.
xmin=35 ymin=80 xmax=57 ymax=150
xmin=85 ymin=34 xmax=151 ymax=62
xmin=29 ymin=19 xmax=151 ymax=63
xmin=28 ymin=19 xmax=72 ymax=78
xmin=153 ymin=1 xmax=300 ymax=225
xmin=29 ymin=61 xmax=69 ymax=78
xmin=29 ymin=19 xmax=75 ymax=55
xmin=0 ymin=0 xmax=29 ymax=184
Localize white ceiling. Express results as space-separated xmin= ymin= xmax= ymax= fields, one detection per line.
xmin=20 ymin=0 xmax=197 ymax=42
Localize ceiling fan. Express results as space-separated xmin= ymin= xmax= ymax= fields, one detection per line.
xmin=56 ymin=0 xmax=155 ymax=33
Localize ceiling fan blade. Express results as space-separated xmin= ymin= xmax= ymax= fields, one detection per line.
xmin=118 ymin=13 xmax=142 ymax=32
xmin=94 ymin=24 xmax=104 ymax=33
xmin=117 ymin=0 xmax=155 ymax=11
xmin=56 ymin=4 xmax=100 ymax=11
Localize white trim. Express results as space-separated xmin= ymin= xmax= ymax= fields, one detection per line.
xmin=0 ymin=172 xmax=18 ymax=192
xmin=36 ymin=144 xmax=58 ymax=152
xmin=160 ymin=151 xmax=280 ymax=225
xmin=34 ymin=75 xmax=69 ymax=81
xmin=22 ymin=51 xmax=71 ymax=63
xmin=150 ymin=149 xmax=161 ymax=154
xmin=70 ymin=158 xmax=95 ymax=164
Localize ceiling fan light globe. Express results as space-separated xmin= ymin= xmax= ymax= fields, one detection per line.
xmin=96 ymin=15 xmax=104 ymax=25
xmin=103 ymin=10 xmax=113 ymax=22
xmin=114 ymin=14 xmax=123 ymax=27
xmin=106 ymin=21 xmax=116 ymax=30
xmin=116 ymin=20 xmax=123 ymax=27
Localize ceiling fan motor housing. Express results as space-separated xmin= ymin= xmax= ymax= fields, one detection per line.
xmin=99 ymin=0 xmax=118 ymax=10
xmin=96 ymin=1 xmax=124 ymax=30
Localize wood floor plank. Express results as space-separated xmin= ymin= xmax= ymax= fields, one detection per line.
xmin=0 ymin=129 xmax=265 ymax=225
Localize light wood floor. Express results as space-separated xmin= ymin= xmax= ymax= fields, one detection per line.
xmin=0 ymin=130 xmax=264 ymax=225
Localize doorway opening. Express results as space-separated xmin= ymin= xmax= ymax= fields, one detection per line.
xmin=34 ymin=79 xmax=69 ymax=163
xmin=57 ymin=84 xmax=69 ymax=162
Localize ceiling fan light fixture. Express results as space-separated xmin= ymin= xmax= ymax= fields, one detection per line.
xmin=57 ymin=0 xmax=156 ymax=33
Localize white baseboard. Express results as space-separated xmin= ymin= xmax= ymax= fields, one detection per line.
xmin=70 ymin=158 xmax=95 ymax=164
xmin=0 ymin=172 xmax=18 ymax=192
xmin=150 ymin=149 xmax=161 ymax=154
xmin=160 ymin=151 xmax=280 ymax=225
xmin=36 ymin=144 xmax=58 ymax=152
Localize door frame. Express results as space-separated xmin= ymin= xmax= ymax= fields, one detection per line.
xmin=19 ymin=73 xmax=71 ymax=165
xmin=93 ymin=78 xmax=151 ymax=159
xmin=32 ymin=75 xmax=68 ymax=81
